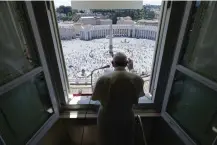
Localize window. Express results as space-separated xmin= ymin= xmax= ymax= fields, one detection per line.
xmin=0 ymin=2 xmax=39 ymax=85
xmin=2 ymin=1 xmax=209 ymax=144
xmin=167 ymin=72 xmax=217 ymax=145
xmin=0 ymin=2 xmax=58 ymax=144
xmin=53 ymin=0 xmax=163 ymax=105
xmin=162 ymin=1 xmax=217 ymax=145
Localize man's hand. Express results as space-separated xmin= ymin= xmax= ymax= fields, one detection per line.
xmin=127 ymin=58 xmax=134 ymax=71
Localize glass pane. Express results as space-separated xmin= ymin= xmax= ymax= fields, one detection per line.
xmin=167 ymin=72 xmax=217 ymax=145
xmin=54 ymin=1 xmax=162 ymax=104
xmin=181 ymin=2 xmax=217 ymax=82
xmin=0 ymin=2 xmax=39 ymax=86
xmin=0 ymin=73 xmax=53 ymax=145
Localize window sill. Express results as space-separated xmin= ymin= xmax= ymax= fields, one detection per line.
xmin=68 ymin=94 xmax=153 ymax=105
xmin=60 ymin=110 xmax=160 ymax=119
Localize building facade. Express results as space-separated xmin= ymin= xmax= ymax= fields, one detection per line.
xmin=58 ymin=24 xmax=76 ymax=40
xmin=78 ymin=16 xmax=112 ymax=25
xmin=80 ymin=24 xmax=158 ymax=41
xmin=58 ymin=23 xmax=158 ymax=41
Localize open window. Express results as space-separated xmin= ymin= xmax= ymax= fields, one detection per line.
xmin=1 ymin=1 xmax=216 ymax=145
xmin=38 ymin=1 xmax=187 ymax=110
xmin=161 ymin=1 xmax=217 ymax=145
xmin=46 ymin=0 xmax=167 ymax=107
xmin=0 ymin=2 xmax=59 ymax=145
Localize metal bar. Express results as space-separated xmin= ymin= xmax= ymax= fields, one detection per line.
xmin=26 ymin=113 xmax=59 ymax=145
xmin=0 ymin=67 xmax=43 ymax=96
xmin=162 ymin=112 xmax=196 ymax=145
xmin=161 ymin=2 xmax=193 ymax=112
xmin=177 ymin=65 xmax=217 ymax=92
xmin=137 ymin=115 xmax=148 ymax=145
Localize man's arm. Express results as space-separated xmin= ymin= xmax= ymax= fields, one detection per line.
xmin=137 ymin=76 xmax=145 ymax=98
xmin=92 ymin=77 xmax=106 ymax=101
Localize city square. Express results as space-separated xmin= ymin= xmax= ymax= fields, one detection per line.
xmin=62 ymin=37 xmax=155 ymax=83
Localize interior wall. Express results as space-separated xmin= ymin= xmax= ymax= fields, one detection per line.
xmin=62 ymin=119 xmax=98 ymax=145
xmin=63 ymin=117 xmax=156 ymax=145
xmin=37 ymin=120 xmax=71 ymax=145
xmin=38 ymin=117 xmax=184 ymax=145
xmin=148 ymin=118 xmax=185 ymax=145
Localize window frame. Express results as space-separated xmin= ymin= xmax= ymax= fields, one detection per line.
xmin=45 ymin=2 xmax=70 ymax=104
xmin=0 ymin=2 xmax=59 ymax=145
xmin=161 ymin=1 xmax=217 ymax=145
xmin=149 ymin=0 xmax=171 ymax=103
xmin=25 ymin=2 xmax=60 ymax=144
xmin=26 ymin=1 xmax=190 ymax=113
xmin=46 ymin=1 xmax=171 ymax=110
xmin=161 ymin=2 xmax=197 ymax=145
xmin=0 ymin=135 xmax=6 ymax=145
xmin=32 ymin=1 xmax=189 ymax=113
xmin=149 ymin=1 xmax=187 ymax=112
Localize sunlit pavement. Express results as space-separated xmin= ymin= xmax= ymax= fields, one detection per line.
xmin=68 ymin=95 xmax=153 ymax=105
xmin=68 ymin=76 xmax=152 ymax=104
xmin=62 ymin=38 xmax=155 ymax=80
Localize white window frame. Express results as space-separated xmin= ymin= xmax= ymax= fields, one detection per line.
xmin=46 ymin=1 xmax=172 ymax=108
xmin=149 ymin=1 xmax=171 ymax=99
xmin=0 ymin=2 xmax=59 ymax=145
xmin=25 ymin=1 xmax=60 ymax=144
xmin=161 ymin=1 xmax=217 ymax=145
xmin=45 ymin=1 xmax=70 ymax=105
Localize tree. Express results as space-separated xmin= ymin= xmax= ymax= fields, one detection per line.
xmin=147 ymin=11 xmax=155 ymax=19
xmin=144 ymin=10 xmax=155 ymax=20
xmin=56 ymin=5 xmax=65 ymax=13
xmin=139 ymin=8 xmax=145 ymax=19
xmin=65 ymin=6 xmax=72 ymax=14
xmin=56 ymin=6 xmax=78 ymax=21
xmin=133 ymin=9 xmax=140 ymax=20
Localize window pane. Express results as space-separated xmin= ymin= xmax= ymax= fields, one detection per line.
xmin=0 ymin=73 xmax=53 ymax=145
xmin=181 ymin=2 xmax=217 ymax=82
xmin=0 ymin=2 xmax=39 ymax=86
xmin=54 ymin=2 xmax=162 ymax=104
xmin=167 ymin=72 xmax=217 ymax=145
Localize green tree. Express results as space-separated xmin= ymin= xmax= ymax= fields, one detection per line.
xmin=148 ymin=11 xmax=155 ymax=19
xmin=56 ymin=5 xmax=65 ymax=13
xmin=65 ymin=6 xmax=72 ymax=14
xmin=144 ymin=10 xmax=155 ymax=20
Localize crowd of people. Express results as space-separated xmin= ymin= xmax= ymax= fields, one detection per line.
xmin=62 ymin=37 xmax=155 ymax=83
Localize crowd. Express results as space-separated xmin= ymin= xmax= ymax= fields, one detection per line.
xmin=62 ymin=37 xmax=155 ymax=83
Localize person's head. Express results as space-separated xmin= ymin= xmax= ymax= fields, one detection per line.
xmin=81 ymin=69 xmax=85 ymax=76
xmin=112 ymin=52 xmax=128 ymax=68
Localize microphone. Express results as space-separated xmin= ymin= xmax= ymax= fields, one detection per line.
xmin=91 ymin=64 xmax=110 ymax=90
xmin=99 ymin=65 xmax=110 ymax=69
